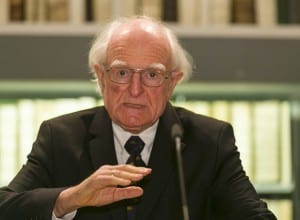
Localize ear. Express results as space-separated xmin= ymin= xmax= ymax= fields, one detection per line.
xmin=166 ymin=71 xmax=183 ymax=100
xmin=169 ymin=71 xmax=183 ymax=91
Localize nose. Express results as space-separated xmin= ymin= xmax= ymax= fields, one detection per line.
xmin=128 ymin=72 xmax=144 ymax=96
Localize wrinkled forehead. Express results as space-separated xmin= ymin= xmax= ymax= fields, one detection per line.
xmin=106 ymin=19 xmax=172 ymax=69
xmin=109 ymin=19 xmax=169 ymax=45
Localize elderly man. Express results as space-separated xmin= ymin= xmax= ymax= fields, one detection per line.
xmin=0 ymin=16 xmax=276 ymax=220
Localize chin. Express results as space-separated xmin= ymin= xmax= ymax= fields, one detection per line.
xmin=122 ymin=125 xmax=144 ymax=134
xmin=120 ymin=121 xmax=147 ymax=133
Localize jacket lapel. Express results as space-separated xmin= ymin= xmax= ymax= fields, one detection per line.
xmin=136 ymin=103 xmax=183 ymax=220
xmin=88 ymin=107 xmax=118 ymax=169
xmin=88 ymin=107 xmax=127 ymax=220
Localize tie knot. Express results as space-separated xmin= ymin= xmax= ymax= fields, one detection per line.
xmin=125 ymin=136 xmax=145 ymax=156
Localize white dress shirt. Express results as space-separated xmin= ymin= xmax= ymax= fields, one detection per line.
xmin=112 ymin=120 xmax=158 ymax=165
xmin=52 ymin=121 xmax=158 ymax=220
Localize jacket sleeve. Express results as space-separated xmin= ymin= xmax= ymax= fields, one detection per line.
xmin=211 ymin=122 xmax=277 ymax=220
xmin=0 ymin=121 xmax=66 ymax=219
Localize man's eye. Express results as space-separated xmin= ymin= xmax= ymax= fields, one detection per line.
xmin=117 ymin=69 xmax=129 ymax=77
xmin=146 ymin=71 xmax=159 ymax=79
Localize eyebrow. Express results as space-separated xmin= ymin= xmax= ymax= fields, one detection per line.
xmin=110 ymin=60 xmax=127 ymax=67
xmin=110 ymin=60 xmax=166 ymax=71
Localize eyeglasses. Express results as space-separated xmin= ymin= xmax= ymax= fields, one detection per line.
xmin=104 ymin=66 xmax=170 ymax=87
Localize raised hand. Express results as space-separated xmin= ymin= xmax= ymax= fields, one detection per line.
xmin=53 ymin=164 xmax=152 ymax=217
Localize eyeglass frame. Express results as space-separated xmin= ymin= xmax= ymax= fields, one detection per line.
xmin=102 ymin=64 xmax=172 ymax=87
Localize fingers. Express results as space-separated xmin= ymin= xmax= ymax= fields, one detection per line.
xmin=96 ymin=164 xmax=152 ymax=187
xmin=112 ymin=166 xmax=150 ymax=182
xmin=70 ymin=164 xmax=151 ymax=208
xmin=104 ymin=186 xmax=144 ymax=203
xmin=115 ymin=186 xmax=144 ymax=199
xmin=107 ymin=164 xmax=152 ymax=176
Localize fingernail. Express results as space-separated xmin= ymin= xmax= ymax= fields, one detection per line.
xmin=141 ymin=168 xmax=151 ymax=172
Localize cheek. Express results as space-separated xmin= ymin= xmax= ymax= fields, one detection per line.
xmin=102 ymin=84 xmax=123 ymax=108
xmin=149 ymin=88 xmax=170 ymax=115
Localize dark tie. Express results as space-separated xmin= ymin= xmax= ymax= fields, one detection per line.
xmin=124 ymin=136 xmax=146 ymax=220
xmin=125 ymin=136 xmax=146 ymax=167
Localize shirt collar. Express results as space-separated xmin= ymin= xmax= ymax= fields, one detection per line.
xmin=112 ymin=121 xmax=159 ymax=155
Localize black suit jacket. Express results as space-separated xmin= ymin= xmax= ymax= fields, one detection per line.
xmin=0 ymin=103 xmax=276 ymax=219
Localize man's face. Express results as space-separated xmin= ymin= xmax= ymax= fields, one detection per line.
xmin=95 ymin=21 xmax=182 ymax=133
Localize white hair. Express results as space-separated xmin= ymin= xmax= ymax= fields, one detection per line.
xmin=88 ymin=15 xmax=193 ymax=82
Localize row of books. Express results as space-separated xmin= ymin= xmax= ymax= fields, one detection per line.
xmin=0 ymin=97 xmax=291 ymax=186
xmin=0 ymin=0 xmax=298 ymax=26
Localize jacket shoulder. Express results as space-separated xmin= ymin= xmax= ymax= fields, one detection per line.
xmin=40 ymin=106 xmax=107 ymax=135
xmin=173 ymin=106 xmax=234 ymax=142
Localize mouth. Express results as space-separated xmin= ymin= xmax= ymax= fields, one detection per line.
xmin=123 ymin=103 xmax=145 ymax=109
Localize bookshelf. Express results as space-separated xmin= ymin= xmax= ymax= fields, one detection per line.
xmin=1 ymin=0 xmax=299 ymax=26
xmin=0 ymin=0 xmax=300 ymax=219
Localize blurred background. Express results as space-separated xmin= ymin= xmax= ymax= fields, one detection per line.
xmin=0 ymin=0 xmax=300 ymax=219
